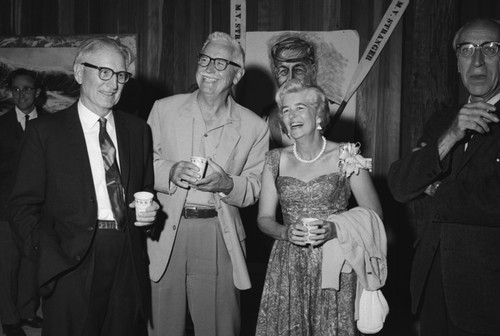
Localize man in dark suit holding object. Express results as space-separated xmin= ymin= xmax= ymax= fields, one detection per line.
xmin=8 ymin=37 xmax=158 ymax=336
xmin=388 ymin=18 xmax=500 ymax=336
xmin=0 ymin=69 xmax=45 ymax=336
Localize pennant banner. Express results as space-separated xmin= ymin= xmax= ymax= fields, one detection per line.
xmin=332 ymin=0 xmax=410 ymax=124
xmin=230 ymin=0 xmax=246 ymax=49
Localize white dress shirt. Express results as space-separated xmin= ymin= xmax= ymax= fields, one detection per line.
xmin=16 ymin=107 xmax=38 ymax=130
xmin=77 ymin=101 xmax=121 ymax=221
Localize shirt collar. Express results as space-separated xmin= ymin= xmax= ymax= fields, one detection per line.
xmin=77 ymin=100 xmax=115 ymax=132
xmin=15 ymin=106 xmax=38 ymax=123
xmin=468 ymin=92 xmax=500 ymax=105
xmin=194 ymin=90 xmax=236 ymax=123
xmin=488 ymin=92 xmax=500 ymax=105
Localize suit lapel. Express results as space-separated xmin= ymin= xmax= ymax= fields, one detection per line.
xmin=459 ymin=134 xmax=482 ymax=167
xmin=5 ymin=109 xmax=24 ymax=138
xmin=454 ymin=103 xmax=500 ymax=175
xmin=63 ymin=105 xmax=96 ymax=191
xmin=214 ymin=98 xmax=241 ymax=168
xmin=175 ymin=95 xmax=198 ymax=160
xmin=215 ymin=122 xmax=240 ymax=168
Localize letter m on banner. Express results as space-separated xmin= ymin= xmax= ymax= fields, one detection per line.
xmin=231 ymin=0 xmax=246 ymax=50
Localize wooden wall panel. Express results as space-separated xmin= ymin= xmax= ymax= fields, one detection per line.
xmin=212 ymin=0 xmax=232 ymax=33
xmin=58 ymin=0 xmax=74 ymax=34
xmin=159 ymin=0 xmax=210 ymax=96
xmin=401 ymin=0 xmax=459 ymax=157
xmin=142 ymin=0 xmax=163 ymax=78
xmin=0 ymin=1 xmax=13 ymax=35
xmin=0 ymin=0 xmax=403 ymax=175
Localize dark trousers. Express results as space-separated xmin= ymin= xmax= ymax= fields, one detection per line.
xmin=42 ymin=228 xmax=146 ymax=336
xmin=0 ymin=220 xmax=39 ymax=325
xmin=419 ymin=250 xmax=488 ymax=336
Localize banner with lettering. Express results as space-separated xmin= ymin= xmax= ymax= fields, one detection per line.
xmin=230 ymin=0 xmax=246 ymax=49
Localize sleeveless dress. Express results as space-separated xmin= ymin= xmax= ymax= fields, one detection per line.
xmin=255 ymin=147 xmax=358 ymax=336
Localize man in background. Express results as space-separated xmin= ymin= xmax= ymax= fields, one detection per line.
xmin=0 ymin=69 xmax=45 ymax=336
xmin=147 ymin=32 xmax=269 ymax=336
xmin=388 ymin=18 xmax=500 ymax=336
xmin=8 ymin=37 xmax=158 ymax=336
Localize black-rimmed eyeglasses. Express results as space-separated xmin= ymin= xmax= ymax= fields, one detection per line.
xmin=197 ymin=53 xmax=241 ymax=71
xmin=82 ymin=62 xmax=132 ymax=84
xmin=455 ymin=41 xmax=500 ymax=58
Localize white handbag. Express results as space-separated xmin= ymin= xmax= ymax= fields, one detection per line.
xmin=356 ymin=289 xmax=389 ymax=334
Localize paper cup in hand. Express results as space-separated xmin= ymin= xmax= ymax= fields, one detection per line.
xmin=301 ymin=217 xmax=319 ymax=244
xmin=134 ymin=191 xmax=153 ymax=215
xmin=191 ymin=156 xmax=207 ymax=179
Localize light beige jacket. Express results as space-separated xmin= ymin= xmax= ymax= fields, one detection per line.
xmin=321 ymin=206 xmax=387 ymax=291
xmin=146 ymin=91 xmax=269 ymax=290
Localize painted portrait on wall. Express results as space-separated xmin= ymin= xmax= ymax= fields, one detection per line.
xmin=0 ymin=34 xmax=137 ymax=115
xmin=236 ymin=30 xmax=359 ymax=142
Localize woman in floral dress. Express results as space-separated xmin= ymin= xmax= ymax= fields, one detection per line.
xmin=256 ymin=79 xmax=382 ymax=336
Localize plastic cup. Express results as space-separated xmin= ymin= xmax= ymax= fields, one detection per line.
xmin=134 ymin=191 xmax=154 ymax=214
xmin=191 ymin=156 xmax=207 ymax=179
xmin=301 ymin=217 xmax=319 ymax=244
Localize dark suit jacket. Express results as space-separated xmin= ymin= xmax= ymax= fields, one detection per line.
xmin=387 ymin=102 xmax=500 ymax=335
xmin=0 ymin=108 xmax=47 ymax=222
xmin=0 ymin=109 xmax=24 ymax=222
xmin=7 ymin=103 xmax=154 ymax=316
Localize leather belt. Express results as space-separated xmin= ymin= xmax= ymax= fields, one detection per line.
xmin=97 ymin=220 xmax=120 ymax=230
xmin=182 ymin=207 xmax=218 ymax=219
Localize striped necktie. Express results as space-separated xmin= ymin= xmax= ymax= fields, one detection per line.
xmin=98 ymin=118 xmax=126 ymax=230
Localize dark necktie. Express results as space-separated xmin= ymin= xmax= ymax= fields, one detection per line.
xmin=24 ymin=115 xmax=29 ymax=130
xmin=98 ymin=118 xmax=126 ymax=230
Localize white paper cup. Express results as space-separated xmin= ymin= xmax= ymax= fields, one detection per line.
xmin=301 ymin=217 xmax=319 ymax=244
xmin=191 ymin=156 xmax=207 ymax=178
xmin=134 ymin=191 xmax=154 ymax=214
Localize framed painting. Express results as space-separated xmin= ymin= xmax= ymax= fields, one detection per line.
xmin=236 ymin=30 xmax=359 ymax=141
xmin=0 ymin=34 xmax=137 ymax=115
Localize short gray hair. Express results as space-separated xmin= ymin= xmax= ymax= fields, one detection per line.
xmin=275 ymin=78 xmax=330 ymax=133
xmin=452 ymin=18 xmax=500 ymax=51
xmin=74 ymin=36 xmax=134 ymax=68
xmin=202 ymin=32 xmax=245 ymax=68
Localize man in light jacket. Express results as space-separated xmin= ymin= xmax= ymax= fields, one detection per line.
xmin=147 ymin=31 xmax=269 ymax=336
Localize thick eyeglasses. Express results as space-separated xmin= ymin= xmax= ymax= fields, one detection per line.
xmin=82 ymin=62 xmax=132 ymax=84
xmin=455 ymin=41 xmax=500 ymax=58
xmin=198 ymin=54 xmax=241 ymax=71
xmin=11 ymin=87 xmax=36 ymax=95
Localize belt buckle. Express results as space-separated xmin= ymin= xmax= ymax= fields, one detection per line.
xmin=97 ymin=220 xmax=119 ymax=230
xmin=183 ymin=207 xmax=197 ymax=219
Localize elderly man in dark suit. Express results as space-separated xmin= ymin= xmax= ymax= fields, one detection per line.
xmin=8 ymin=37 xmax=158 ymax=336
xmin=388 ymin=18 xmax=500 ymax=336
xmin=0 ymin=68 xmax=45 ymax=336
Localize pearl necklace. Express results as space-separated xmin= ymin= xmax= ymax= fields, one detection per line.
xmin=293 ymin=136 xmax=327 ymax=163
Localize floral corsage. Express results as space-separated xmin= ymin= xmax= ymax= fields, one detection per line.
xmin=338 ymin=142 xmax=372 ymax=177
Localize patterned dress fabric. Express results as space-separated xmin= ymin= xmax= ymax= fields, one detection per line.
xmin=256 ymin=147 xmax=358 ymax=336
